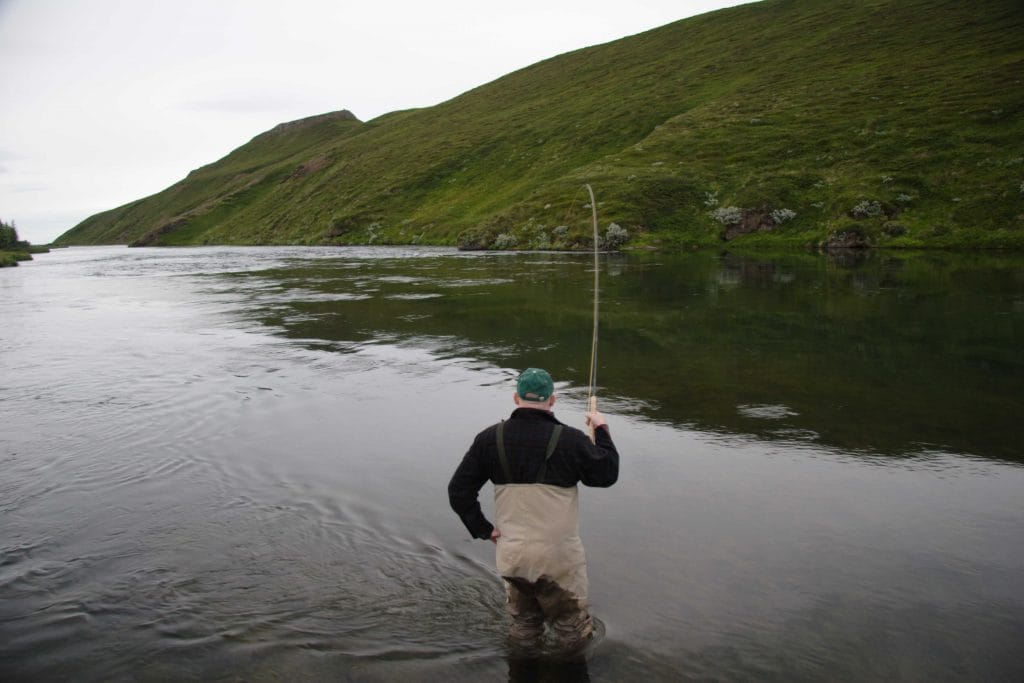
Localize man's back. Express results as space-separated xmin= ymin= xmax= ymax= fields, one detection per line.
xmin=448 ymin=407 xmax=618 ymax=540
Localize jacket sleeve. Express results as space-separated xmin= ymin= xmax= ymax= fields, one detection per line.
xmin=577 ymin=425 xmax=619 ymax=487
xmin=447 ymin=433 xmax=495 ymax=540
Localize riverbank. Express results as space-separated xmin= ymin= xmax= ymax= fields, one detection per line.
xmin=0 ymin=250 xmax=31 ymax=267
xmin=0 ymin=245 xmax=52 ymax=267
xmin=0 ymin=218 xmax=51 ymax=266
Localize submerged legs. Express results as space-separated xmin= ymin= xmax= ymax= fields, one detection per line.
xmin=504 ymin=576 xmax=593 ymax=652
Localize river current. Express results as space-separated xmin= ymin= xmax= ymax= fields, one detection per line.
xmin=2 ymin=246 xmax=1022 ymax=681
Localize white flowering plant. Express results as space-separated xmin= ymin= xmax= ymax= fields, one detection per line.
xmin=851 ymin=200 xmax=883 ymax=218
xmin=771 ymin=208 xmax=797 ymax=225
xmin=709 ymin=206 xmax=743 ymax=225
xmin=493 ymin=232 xmax=518 ymax=249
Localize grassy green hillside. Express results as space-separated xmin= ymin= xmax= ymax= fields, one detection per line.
xmin=56 ymin=0 xmax=1024 ymax=250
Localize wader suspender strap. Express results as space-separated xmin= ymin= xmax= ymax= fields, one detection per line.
xmin=535 ymin=424 xmax=564 ymax=483
xmin=496 ymin=421 xmax=513 ymax=482
xmin=495 ymin=421 xmax=564 ymax=484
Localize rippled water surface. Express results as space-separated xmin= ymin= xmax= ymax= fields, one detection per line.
xmin=2 ymin=246 xmax=1023 ymax=681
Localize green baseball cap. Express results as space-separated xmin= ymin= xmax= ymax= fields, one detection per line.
xmin=517 ymin=368 xmax=554 ymax=401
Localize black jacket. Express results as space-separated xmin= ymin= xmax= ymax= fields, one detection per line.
xmin=448 ymin=408 xmax=619 ymax=539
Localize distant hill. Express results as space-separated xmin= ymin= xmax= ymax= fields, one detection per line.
xmin=55 ymin=0 xmax=1024 ymax=250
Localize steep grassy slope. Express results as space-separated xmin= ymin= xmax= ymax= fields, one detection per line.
xmin=56 ymin=111 xmax=364 ymax=245
xmin=56 ymin=0 xmax=1024 ymax=250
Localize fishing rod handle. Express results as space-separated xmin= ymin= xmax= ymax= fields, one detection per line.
xmin=587 ymin=395 xmax=598 ymax=443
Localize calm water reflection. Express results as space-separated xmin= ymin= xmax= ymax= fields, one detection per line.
xmin=2 ymin=246 xmax=1022 ymax=682
xmin=229 ymin=246 xmax=1023 ymax=461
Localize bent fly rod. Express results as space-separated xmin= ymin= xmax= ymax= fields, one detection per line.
xmin=585 ymin=183 xmax=600 ymax=442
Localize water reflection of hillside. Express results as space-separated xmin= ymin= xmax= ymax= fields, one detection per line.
xmin=227 ymin=249 xmax=1024 ymax=464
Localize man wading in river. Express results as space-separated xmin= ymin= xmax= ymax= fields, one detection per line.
xmin=448 ymin=368 xmax=620 ymax=651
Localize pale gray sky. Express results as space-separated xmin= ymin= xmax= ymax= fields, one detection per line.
xmin=0 ymin=0 xmax=750 ymax=244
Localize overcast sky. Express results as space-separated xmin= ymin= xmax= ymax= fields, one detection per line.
xmin=0 ymin=0 xmax=750 ymax=244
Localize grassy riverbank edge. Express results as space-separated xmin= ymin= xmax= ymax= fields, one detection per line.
xmin=0 ymin=245 xmax=53 ymax=267
xmin=0 ymin=250 xmax=31 ymax=267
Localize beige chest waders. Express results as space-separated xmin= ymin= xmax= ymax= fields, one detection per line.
xmin=492 ymin=422 xmax=589 ymax=601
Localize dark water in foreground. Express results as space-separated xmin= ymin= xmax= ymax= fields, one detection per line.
xmin=2 ymin=246 xmax=1022 ymax=681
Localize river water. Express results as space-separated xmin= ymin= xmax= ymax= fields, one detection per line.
xmin=2 ymin=245 xmax=1022 ymax=681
